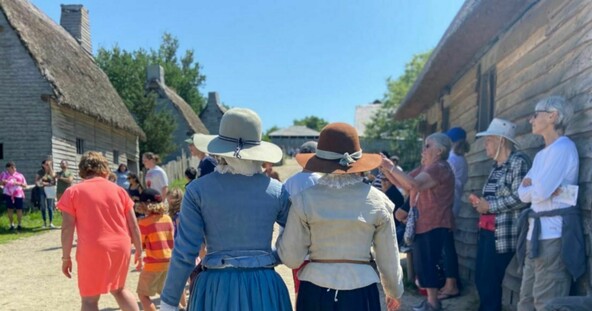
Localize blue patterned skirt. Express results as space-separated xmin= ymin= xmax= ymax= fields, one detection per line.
xmin=189 ymin=267 xmax=292 ymax=311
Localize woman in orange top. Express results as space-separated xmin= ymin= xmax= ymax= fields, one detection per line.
xmin=59 ymin=151 xmax=143 ymax=311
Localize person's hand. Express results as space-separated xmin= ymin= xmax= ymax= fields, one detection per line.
xmin=552 ymin=187 xmax=562 ymax=197
xmin=135 ymin=250 xmax=143 ymax=271
xmin=386 ymin=296 xmax=400 ymax=311
xmin=62 ymin=258 xmax=72 ymax=278
xmin=395 ymin=209 xmax=408 ymax=223
xmin=475 ymin=199 xmax=490 ymax=214
xmin=468 ymin=193 xmax=480 ymax=206
xmin=469 ymin=194 xmax=489 ymax=214
xmin=522 ymin=177 xmax=532 ymax=187
xmin=380 ymin=154 xmax=394 ymax=172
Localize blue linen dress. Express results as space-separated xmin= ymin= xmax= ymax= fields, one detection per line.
xmin=160 ymin=171 xmax=292 ymax=311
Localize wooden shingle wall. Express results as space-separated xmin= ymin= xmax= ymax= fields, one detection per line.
xmin=0 ymin=9 xmax=54 ymax=181
xmin=154 ymin=96 xmax=190 ymax=163
xmin=51 ymin=105 xmax=140 ymax=179
xmin=424 ymin=0 xmax=592 ymax=307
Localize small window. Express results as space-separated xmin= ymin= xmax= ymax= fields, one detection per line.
xmin=127 ymin=159 xmax=137 ymax=173
xmin=441 ymin=106 xmax=450 ymax=132
xmin=0 ymin=143 xmax=3 ymax=160
xmin=476 ymin=66 xmax=497 ymax=132
xmin=113 ymin=150 xmax=120 ymax=164
xmin=76 ymin=138 xmax=84 ymax=155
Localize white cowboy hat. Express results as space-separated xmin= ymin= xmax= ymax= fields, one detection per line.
xmin=185 ymin=133 xmax=210 ymax=152
xmin=192 ymin=108 xmax=283 ymax=163
xmin=476 ymin=118 xmax=519 ymax=146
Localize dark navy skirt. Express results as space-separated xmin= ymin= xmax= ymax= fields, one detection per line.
xmin=189 ymin=267 xmax=292 ymax=311
xmin=296 ymin=281 xmax=380 ymax=311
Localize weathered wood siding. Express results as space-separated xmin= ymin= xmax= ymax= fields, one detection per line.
xmin=423 ymin=0 xmax=592 ymax=307
xmin=50 ymin=104 xmax=140 ymax=179
xmin=0 ymin=9 xmax=54 ymax=182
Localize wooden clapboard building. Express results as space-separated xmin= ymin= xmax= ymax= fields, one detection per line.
xmin=145 ymin=64 xmax=210 ymax=163
xmin=0 ymin=0 xmax=144 ymax=180
xmin=394 ymin=0 xmax=592 ymax=308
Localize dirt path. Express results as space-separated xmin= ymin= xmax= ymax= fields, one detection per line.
xmin=0 ymin=158 xmax=475 ymax=310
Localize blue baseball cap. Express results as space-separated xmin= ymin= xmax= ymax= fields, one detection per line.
xmin=446 ymin=127 xmax=466 ymax=143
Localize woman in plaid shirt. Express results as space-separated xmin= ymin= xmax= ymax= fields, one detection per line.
xmin=469 ymin=118 xmax=530 ymax=311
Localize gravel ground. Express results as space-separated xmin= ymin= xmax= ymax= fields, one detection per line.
xmin=0 ymin=158 xmax=477 ymax=310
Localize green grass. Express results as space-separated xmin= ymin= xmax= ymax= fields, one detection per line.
xmin=0 ymin=206 xmax=63 ymax=245
xmin=169 ymin=178 xmax=187 ymax=191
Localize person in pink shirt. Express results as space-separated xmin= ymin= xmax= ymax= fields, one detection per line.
xmin=1 ymin=161 xmax=28 ymax=232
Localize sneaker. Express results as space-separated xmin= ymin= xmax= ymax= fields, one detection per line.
xmin=49 ymin=223 xmax=56 ymax=229
xmin=16 ymin=225 xmax=22 ymax=231
xmin=9 ymin=225 xmax=15 ymax=231
xmin=42 ymin=223 xmax=47 ymax=229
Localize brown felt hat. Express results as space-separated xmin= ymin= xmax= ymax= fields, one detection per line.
xmin=295 ymin=123 xmax=381 ymax=174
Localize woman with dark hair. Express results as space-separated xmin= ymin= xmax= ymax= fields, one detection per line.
xmin=35 ymin=159 xmax=56 ymax=228
xmin=115 ymin=163 xmax=130 ymax=189
xmin=126 ymin=172 xmax=143 ymax=203
xmin=59 ymin=151 xmax=143 ymax=310
xmin=278 ymin=123 xmax=403 ymax=311
xmin=381 ymin=133 xmax=455 ymax=311
xmin=1 ymin=161 xmax=27 ymax=231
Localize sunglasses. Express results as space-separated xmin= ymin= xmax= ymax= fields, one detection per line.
xmin=531 ymin=110 xmax=553 ymax=119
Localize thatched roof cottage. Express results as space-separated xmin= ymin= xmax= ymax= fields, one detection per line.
xmin=145 ymin=64 xmax=209 ymax=163
xmin=0 ymin=0 xmax=144 ymax=181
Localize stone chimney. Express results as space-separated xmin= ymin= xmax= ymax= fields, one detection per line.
xmin=207 ymin=92 xmax=220 ymax=106
xmin=60 ymin=5 xmax=92 ymax=55
xmin=146 ymin=64 xmax=165 ymax=85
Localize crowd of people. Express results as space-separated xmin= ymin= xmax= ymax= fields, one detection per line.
xmin=0 ymin=95 xmax=587 ymax=311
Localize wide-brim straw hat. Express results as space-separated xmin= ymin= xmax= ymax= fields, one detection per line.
xmin=295 ymin=123 xmax=381 ymax=174
xmin=185 ymin=133 xmax=210 ymax=152
xmin=192 ymin=108 xmax=283 ymax=163
xmin=476 ymin=117 xmax=519 ymax=146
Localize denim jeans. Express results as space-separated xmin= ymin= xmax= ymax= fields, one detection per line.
xmin=39 ymin=191 xmax=54 ymax=224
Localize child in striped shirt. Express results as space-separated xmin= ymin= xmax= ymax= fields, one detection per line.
xmin=136 ymin=188 xmax=174 ymax=311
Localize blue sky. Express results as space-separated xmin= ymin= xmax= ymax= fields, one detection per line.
xmin=32 ymin=0 xmax=464 ymax=131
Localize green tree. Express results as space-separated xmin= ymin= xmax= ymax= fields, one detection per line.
xmin=364 ymin=51 xmax=431 ymax=170
xmin=96 ymin=33 xmax=207 ymax=157
xmin=151 ymin=33 xmax=206 ymax=114
xmin=293 ymin=116 xmax=329 ymax=132
xmin=262 ymin=125 xmax=280 ymax=142
xmin=135 ymin=94 xmax=177 ymax=156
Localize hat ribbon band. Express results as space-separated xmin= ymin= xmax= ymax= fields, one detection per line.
xmin=218 ymin=135 xmax=261 ymax=159
xmin=315 ymin=149 xmax=363 ymax=167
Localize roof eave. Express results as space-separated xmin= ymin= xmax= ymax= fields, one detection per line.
xmin=393 ymin=0 xmax=538 ymax=120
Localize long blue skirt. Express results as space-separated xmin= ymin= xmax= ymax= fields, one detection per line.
xmin=189 ymin=268 xmax=293 ymax=311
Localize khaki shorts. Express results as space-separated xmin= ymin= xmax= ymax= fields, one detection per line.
xmin=137 ymin=270 xmax=168 ymax=296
